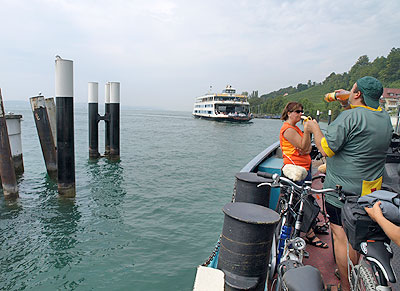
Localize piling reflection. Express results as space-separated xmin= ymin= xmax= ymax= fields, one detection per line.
xmin=41 ymin=197 xmax=81 ymax=269
xmin=0 ymin=194 xmax=22 ymax=219
xmin=87 ymin=159 xmax=126 ymax=220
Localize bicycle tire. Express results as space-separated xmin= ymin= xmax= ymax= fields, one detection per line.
xmin=357 ymin=263 xmax=377 ymax=291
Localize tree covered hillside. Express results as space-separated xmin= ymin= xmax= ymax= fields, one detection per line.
xmin=249 ymin=47 xmax=400 ymax=120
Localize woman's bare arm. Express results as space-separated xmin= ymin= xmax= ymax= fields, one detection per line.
xmin=283 ymin=127 xmax=311 ymax=152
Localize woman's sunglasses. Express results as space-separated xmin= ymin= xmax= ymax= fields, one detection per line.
xmin=292 ymin=110 xmax=303 ymax=113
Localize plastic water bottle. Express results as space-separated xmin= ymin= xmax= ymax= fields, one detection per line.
xmin=324 ymin=90 xmax=351 ymax=102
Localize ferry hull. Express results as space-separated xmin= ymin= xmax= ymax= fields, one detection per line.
xmin=193 ymin=114 xmax=253 ymax=122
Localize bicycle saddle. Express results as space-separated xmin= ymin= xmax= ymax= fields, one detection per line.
xmin=282 ymin=265 xmax=324 ymax=291
xmin=362 ymin=241 xmax=396 ymax=283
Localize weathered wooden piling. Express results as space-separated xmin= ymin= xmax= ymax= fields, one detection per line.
xmin=104 ymin=82 xmax=110 ymax=156
xmin=0 ymin=89 xmax=19 ymax=198
xmin=30 ymin=95 xmax=57 ymax=180
xmin=316 ymin=110 xmax=320 ymax=122
xmin=328 ymin=109 xmax=332 ymax=125
xmin=109 ymin=82 xmax=120 ymax=161
xmin=88 ymin=82 xmax=100 ymax=159
xmin=6 ymin=113 xmax=24 ymax=175
xmin=45 ymin=98 xmax=57 ymax=148
xmin=55 ymin=57 xmax=76 ymax=197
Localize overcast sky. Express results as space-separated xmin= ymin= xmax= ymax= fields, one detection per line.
xmin=1 ymin=0 xmax=399 ymax=111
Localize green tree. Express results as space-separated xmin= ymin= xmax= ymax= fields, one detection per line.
xmin=381 ymin=48 xmax=400 ymax=84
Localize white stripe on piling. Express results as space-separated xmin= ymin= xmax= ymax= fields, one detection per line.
xmin=110 ymin=82 xmax=120 ymax=103
xmin=88 ymin=82 xmax=99 ymax=103
xmin=55 ymin=58 xmax=73 ymax=98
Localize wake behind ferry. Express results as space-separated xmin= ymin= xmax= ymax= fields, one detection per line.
xmin=192 ymin=85 xmax=253 ymax=122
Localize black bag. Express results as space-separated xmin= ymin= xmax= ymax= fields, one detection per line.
xmin=342 ymin=196 xmax=390 ymax=252
xmin=297 ymin=195 xmax=320 ymax=233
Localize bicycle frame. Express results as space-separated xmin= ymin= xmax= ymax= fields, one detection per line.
xmin=258 ymin=174 xmax=336 ymax=290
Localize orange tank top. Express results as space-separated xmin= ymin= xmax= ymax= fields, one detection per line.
xmin=279 ymin=122 xmax=311 ymax=170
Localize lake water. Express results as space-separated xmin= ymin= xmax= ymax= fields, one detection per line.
xmin=0 ymin=102 xmax=284 ymax=290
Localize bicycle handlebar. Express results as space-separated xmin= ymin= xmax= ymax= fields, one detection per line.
xmin=257 ymin=171 xmax=347 ymax=197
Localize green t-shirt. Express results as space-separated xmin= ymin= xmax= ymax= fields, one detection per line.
xmin=323 ymin=106 xmax=393 ymax=208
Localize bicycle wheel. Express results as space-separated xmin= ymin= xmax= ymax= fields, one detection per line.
xmin=356 ymin=262 xmax=377 ymax=291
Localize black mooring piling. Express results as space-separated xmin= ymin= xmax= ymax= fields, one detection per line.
xmin=55 ymin=57 xmax=76 ymax=197
xmin=0 ymin=89 xmax=19 ymax=199
xmin=234 ymin=172 xmax=272 ymax=207
xmin=109 ymin=82 xmax=120 ymax=161
xmin=104 ymin=82 xmax=110 ymax=156
xmin=30 ymin=95 xmax=57 ymax=180
xmin=88 ymin=82 xmax=100 ymax=159
xmin=217 ymin=202 xmax=280 ymax=291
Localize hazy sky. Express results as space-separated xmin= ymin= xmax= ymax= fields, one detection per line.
xmin=1 ymin=0 xmax=399 ymax=111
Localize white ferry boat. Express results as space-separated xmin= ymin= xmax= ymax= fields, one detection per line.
xmin=192 ymin=85 xmax=253 ymax=122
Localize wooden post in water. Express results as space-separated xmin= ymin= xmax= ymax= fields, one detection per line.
xmin=316 ymin=110 xmax=320 ymax=123
xmin=0 ymin=89 xmax=19 ymax=199
xmin=55 ymin=56 xmax=75 ymax=197
xmin=328 ymin=109 xmax=332 ymax=125
xmin=104 ymin=82 xmax=111 ymax=156
xmin=88 ymin=82 xmax=100 ymax=159
xmin=45 ymin=98 xmax=57 ymax=148
xmin=109 ymin=82 xmax=120 ymax=161
xmin=30 ymin=95 xmax=58 ymax=180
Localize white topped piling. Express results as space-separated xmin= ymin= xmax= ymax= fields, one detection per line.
xmin=109 ymin=82 xmax=120 ymax=160
xmin=328 ymin=109 xmax=332 ymax=125
xmin=104 ymin=82 xmax=111 ymax=155
xmin=88 ymin=82 xmax=100 ymax=159
xmin=55 ymin=56 xmax=75 ymax=197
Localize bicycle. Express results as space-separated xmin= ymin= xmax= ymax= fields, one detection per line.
xmin=338 ymin=189 xmax=397 ymax=291
xmin=257 ymin=172 xmax=341 ymax=291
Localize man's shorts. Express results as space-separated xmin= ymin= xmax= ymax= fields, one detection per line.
xmin=326 ymin=202 xmax=342 ymax=226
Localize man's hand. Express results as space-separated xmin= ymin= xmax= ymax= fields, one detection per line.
xmin=364 ymin=201 xmax=384 ymax=222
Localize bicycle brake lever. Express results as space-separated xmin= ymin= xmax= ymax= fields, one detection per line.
xmin=257 ymin=182 xmax=280 ymax=188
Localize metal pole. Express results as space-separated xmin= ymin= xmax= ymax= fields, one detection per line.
xmin=328 ymin=109 xmax=332 ymax=125
xmin=0 ymin=89 xmax=18 ymax=198
xmin=6 ymin=113 xmax=24 ymax=175
xmin=316 ymin=110 xmax=320 ymax=123
xmin=30 ymin=95 xmax=57 ymax=180
xmin=88 ymin=82 xmax=100 ymax=159
xmin=55 ymin=57 xmax=75 ymax=197
xmin=104 ymin=82 xmax=110 ymax=156
xmin=109 ymin=82 xmax=120 ymax=161
xmin=395 ymin=105 xmax=400 ymax=134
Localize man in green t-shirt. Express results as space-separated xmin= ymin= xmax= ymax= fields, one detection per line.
xmin=305 ymin=76 xmax=393 ymax=291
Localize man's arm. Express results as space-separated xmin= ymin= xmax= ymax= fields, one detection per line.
xmin=305 ymin=120 xmax=328 ymax=157
xmin=365 ymin=201 xmax=400 ymax=247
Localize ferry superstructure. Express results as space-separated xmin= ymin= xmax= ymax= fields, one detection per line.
xmin=192 ymin=85 xmax=253 ymax=122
